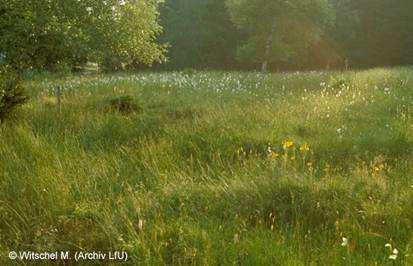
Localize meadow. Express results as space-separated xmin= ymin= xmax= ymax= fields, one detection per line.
xmin=0 ymin=68 xmax=412 ymax=265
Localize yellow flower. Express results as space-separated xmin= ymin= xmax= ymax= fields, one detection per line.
xmin=373 ymin=163 xmax=386 ymax=172
xmin=268 ymin=151 xmax=279 ymax=160
xmin=300 ymin=143 xmax=310 ymax=153
xmin=282 ymin=139 xmax=294 ymax=149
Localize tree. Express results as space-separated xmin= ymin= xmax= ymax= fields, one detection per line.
xmin=226 ymin=0 xmax=334 ymax=72
xmin=159 ymin=0 xmax=241 ymax=70
xmin=328 ymin=0 xmax=413 ymax=68
xmin=351 ymin=0 xmax=413 ymax=67
xmin=0 ymin=0 xmax=166 ymax=71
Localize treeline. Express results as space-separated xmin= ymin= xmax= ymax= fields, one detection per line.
xmin=1 ymin=0 xmax=412 ymax=72
xmin=158 ymin=0 xmax=413 ymax=71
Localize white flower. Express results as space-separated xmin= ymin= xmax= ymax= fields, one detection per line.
xmin=341 ymin=237 xmax=348 ymax=247
xmin=385 ymin=243 xmax=392 ymax=248
xmin=389 ymin=254 xmax=397 ymax=260
xmin=388 ymin=248 xmax=399 ymax=260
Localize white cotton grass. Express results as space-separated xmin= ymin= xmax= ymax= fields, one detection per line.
xmin=389 ymin=254 xmax=397 ymax=260
xmin=386 ymin=245 xmax=398 ymax=260
xmin=341 ymin=237 xmax=348 ymax=247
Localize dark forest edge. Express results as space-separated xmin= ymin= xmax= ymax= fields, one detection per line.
xmin=157 ymin=0 xmax=413 ymax=71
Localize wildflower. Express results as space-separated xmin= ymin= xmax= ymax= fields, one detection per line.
xmin=389 ymin=248 xmax=398 ymax=260
xmin=282 ymin=139 xmax=294 ymax=149
xmin=341 ymin=237 xmax=348 ymax=247
xmin=268 ymin=151 xmax=279 ymax=160
xmin=385 ymin=243 xmax=392 ymax=248
xmin=300 ymin=143 xmax=310 ymax=153
xmin=373 ymin=163 xmax=386 ymax=172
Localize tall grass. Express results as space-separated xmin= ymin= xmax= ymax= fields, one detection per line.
xmin=0 ymin=68 xmax=412 ymax=265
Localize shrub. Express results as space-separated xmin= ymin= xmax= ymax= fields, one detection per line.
xmin=0 ymin=66 xmax=28 ymax=122
xmin=108 ymin=95 xmax=140 ymax=114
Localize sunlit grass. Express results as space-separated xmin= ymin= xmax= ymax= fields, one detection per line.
xmin=0 ymin=67 xmax=412 ymax=264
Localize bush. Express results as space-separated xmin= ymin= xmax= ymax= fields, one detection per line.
xmin=0 ymin=66 xmax=28 ymax=122
xmin=108 ymin=95 xmax=140 ymax=114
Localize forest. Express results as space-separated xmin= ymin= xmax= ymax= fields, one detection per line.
xmin=159 ymin=0 xmax=413 ymax=71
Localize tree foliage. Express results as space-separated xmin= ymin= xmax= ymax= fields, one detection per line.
xmin=1 ymin=0 xmax=412 ymax=72
xmin=339 ymin=0 xmax=413 ymax=67
xmin=159 ymin=0 xmax=240 ymax=70
xmin=159 ymin=0 xmax=413 ymax=71
xmin=0 ymin=0 xmax=166 ymax=70
xmin=226 ymin=0 xmax=334 ymax=71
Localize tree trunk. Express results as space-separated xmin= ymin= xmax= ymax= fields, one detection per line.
xmin=261 ymin=23 xmax=277 ymax=73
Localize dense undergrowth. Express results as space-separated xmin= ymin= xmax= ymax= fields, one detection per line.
xmin=0 ymin=68 xmax=412 ymax=265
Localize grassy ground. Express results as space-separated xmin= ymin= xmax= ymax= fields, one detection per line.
xmin=0 ymin=68 xmax=412 ymax=265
